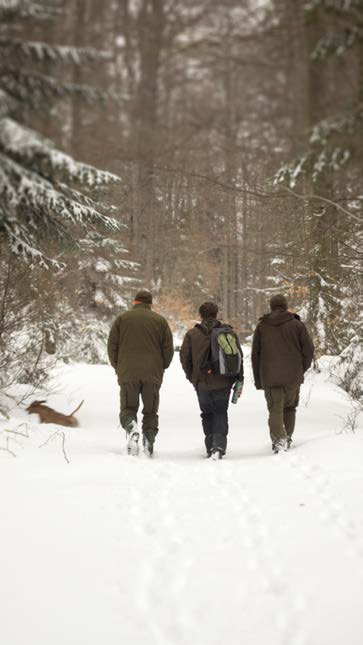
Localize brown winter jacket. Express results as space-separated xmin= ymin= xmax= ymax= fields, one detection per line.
xmin=180 ymin=318 xmax=244 ymax=391
xmin=251 ymin=309 xmax=314 ymax=389
xmin=107 ymin=304 xmax=174 ymax=385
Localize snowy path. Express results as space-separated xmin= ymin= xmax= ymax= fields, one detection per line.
xmin=1 ymin=354 xmax=363 ymax=645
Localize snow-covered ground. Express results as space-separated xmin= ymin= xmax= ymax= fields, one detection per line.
xmin=1 ymin=352 xmax=362 ymax=645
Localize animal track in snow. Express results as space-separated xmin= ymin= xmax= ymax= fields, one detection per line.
xmin=127 ymin=464 xmax=201 ymax=645
xmin=210 ymin=462 xmax=310 ymax=645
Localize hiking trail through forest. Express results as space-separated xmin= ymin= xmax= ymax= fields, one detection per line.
xmin=1 ymin=354 xmax=362 ymax=645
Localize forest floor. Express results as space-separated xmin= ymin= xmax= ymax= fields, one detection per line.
xmin=1 ymin=350 xmax=363 ymax=645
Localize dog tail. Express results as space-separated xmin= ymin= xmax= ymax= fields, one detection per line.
xmin=69 ymin=400 xmax=84 ymax=417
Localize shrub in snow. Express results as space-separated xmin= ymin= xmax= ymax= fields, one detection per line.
xmin=335 ymin=335 xmax=363 ymax=405
xmin=0 ymin=252 xmax=56 ymax=417
xmin=56 ymin=318 xmax=111 ymax=365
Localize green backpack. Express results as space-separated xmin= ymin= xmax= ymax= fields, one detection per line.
xmin=209 ymin=326 xmax=243 ymax=376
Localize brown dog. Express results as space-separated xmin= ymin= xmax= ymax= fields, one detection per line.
xmin=26 ymin=400 xmax=84 ymax=427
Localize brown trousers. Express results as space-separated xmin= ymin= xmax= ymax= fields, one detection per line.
xmin=120 ymin=381 xmax=160 ymax=442
xmin=264 ymin=385 xmax=300 ymax=444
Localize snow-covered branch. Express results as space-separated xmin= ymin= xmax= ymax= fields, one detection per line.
xmin=0 ymin=119 xmax=121 ymax=187
xmin=1 ymin=69 xmax=107 ymax=106
xmin=0 ymin=37 xmax=111 ymax=65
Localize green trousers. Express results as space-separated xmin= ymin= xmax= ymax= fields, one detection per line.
xmin=264 ymin=385 xmax=300 ymax=444
xmin=120 ymin=381 xmax=160 ymax=444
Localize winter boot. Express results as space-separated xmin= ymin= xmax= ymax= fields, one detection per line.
xmin=211 ymin=448 xmax=223 ymax=460
xmin=272 ymin=439 xmax=287 ymax=454
xmin=143 ymin=434 xmax=154 ymax=458
xmin=287 ymin=437 xmax=293 ymax=450
xmin=126 ymin=421 xmax=140 ymax=456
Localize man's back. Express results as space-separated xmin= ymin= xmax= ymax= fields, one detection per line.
xmin=108 ymin=303 xmax=174 ymax=384
xmin=252 ymin=309 xmax=314 ymax=388
xmin=252 ymin=294 xmax=314 ymax=453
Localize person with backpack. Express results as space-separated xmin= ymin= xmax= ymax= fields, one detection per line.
xmin=251 ymin=294 xmax=314 ymax=453
xmin=180 ymin=302 xmax=244 ymax=460
xmin=107 ymin=289 xmax=174 ymax=457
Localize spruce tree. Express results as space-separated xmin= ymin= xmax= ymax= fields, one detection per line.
xmin=274 ymin=0 xmax=362 ymax=357
xmin=0 ymin=0 xmax=120 ymax=267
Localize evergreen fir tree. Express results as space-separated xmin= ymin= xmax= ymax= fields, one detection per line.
xmin=0 ymin=0 xmax=121 ymax=267
xmin=274 ymin=0 xmax=362 ymax=358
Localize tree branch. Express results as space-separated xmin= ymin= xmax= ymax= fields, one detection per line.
xmin=279 ymin=186 xmax=362 ymax=222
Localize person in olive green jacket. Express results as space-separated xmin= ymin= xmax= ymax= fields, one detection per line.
xmin=252 ymin=294 xmax=314 ymax=453
xmin=107 ymin=289 xmax=174 ymax=456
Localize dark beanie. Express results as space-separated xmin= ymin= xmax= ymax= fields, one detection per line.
xmin=134 ymin=289 xmax=152 ymax=304
xmin=270 ymin=294 xmax=288 ymax=311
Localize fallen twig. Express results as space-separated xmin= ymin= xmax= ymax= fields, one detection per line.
xmin=39 ymin=430 xmax=60 ymax=448
xmin=39 ymin=429 xmax=70 ymax=463
xmin=61 ymin=431 xmax=70 ymax=464
xmin=303 ymin=383 xmax=314 ymax=408
xmin=4 ymin=427 xmax=29 ymax=438
xmin=0 ymin=437 xmax=16 ymax=457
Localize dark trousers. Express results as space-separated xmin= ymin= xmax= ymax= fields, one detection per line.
xmin=120 ymin=381 xmax=160 ymax=444
xmin=264 ymin=385 xmax=300 ymax=444
xmin=197 ymin=386 xmax=232 ymax=455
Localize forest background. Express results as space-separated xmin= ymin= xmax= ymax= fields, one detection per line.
xmin=0 ymin=0 xmax=362 ymax=414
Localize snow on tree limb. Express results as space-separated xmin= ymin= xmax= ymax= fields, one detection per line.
xmin=0 ymin=147 xmax=121 ymax=266
xmin=0 ymin=0 xmax=127 ymax=273
xmin=0 ymin=38 xmax=111 ymax=65
xmin=0 ymin=89 xmax=17 ymax=118
xmin=309 ymin=106 xmax=363 ymax=144
xmin=312 ymin=26 xmax=363 ymax=59
xmin=0 ymin=152 xmax=120 ymax=225
xmin=0 ymin=118 xmax=121 ymax=187
xmin=4 ymin=222 xmax=61 ymax=269
xmin=304 ymin=0 xmax=363 ymax=14
xmin=274 ymin=149 xmax=351 ymax=187
xmin=0 ymin=0 xmax=59 ymax=20
xmin=1 ymin=69 xmax=107 ymax=106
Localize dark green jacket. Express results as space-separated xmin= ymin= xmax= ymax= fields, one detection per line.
xmin=107 ymin=304 xmax=174 ymax=385
xmin=180 ymin=318 xmax=243 ymax=391
xmin=251 ymin=309 xmax=314 ymax=389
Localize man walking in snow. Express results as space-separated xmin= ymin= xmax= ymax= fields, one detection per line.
xmin=180 ymin=302 xmax=244 ymax=460
xmin=107 ymin=289 xmax=174 ymax=457
xmin=251 ymin=294 xmax=314 ymax=453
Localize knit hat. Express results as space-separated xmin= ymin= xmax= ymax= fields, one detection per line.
xmin=270 ymin=294 xmax=288 ymax=311
xmin=134 ymin=289 xmax=152 ymax=305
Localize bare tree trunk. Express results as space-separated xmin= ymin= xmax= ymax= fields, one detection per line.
xmin=133 ymin=0 xmax=165 ymax=286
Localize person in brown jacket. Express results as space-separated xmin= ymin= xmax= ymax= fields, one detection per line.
xmin=107 ymin=289 xmax=174 ymax=457
xmin=251 ymin=294 xmax=314 ymax=453
xmin=180 ymin=302 xmax=244 ymax=460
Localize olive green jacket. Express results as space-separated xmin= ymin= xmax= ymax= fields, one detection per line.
xmin=107 ymin=304 xmax=174 ymax=385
